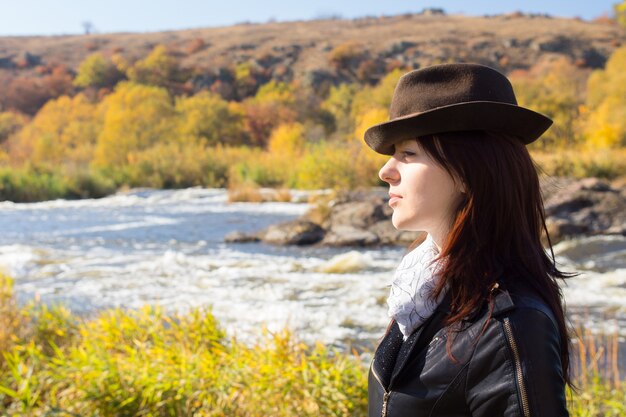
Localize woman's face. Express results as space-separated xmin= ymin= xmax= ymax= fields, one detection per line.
xmin=378 ymin=139 xmax=465 ymax=241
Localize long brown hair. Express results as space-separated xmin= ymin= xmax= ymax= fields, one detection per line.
xmin=404 ymin=130 xmax=579 ymax=392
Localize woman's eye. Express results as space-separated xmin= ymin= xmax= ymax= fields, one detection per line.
xmin=402 ymin=151 xmax=416 ymax=157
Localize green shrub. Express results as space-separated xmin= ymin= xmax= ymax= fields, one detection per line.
xmin=0 ymin=166 xmax=67 ymax=202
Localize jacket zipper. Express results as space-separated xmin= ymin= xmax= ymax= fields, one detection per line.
xmin=503 ymin=317 xmax=531 ymax=417
xmin=370 ymin=357 xmax=392 ymax=417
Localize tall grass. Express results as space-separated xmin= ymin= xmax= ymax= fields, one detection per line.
xmin=0 ymin=273 xmax=366 ymax=416
xmin=0 ymin=272 xmax=624 ymax=416
xmin=566 ymin=311 xmax=625 ymax=417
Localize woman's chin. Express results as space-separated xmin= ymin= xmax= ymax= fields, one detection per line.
xmin=391 ymin=217 xmax=415 ymax=231
xmin=391 ymin=214 xmax=426 ymax=232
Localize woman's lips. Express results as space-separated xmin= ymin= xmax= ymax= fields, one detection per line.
xmin=388 ymin=193 xmax=402 ymax=206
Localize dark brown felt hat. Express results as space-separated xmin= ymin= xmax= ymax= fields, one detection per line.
xmin=363 ymin=63 xmax=553 ymax=155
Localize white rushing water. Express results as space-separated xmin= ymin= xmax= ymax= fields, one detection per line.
xmin=0 ymin=187 xmax=624 ymax=353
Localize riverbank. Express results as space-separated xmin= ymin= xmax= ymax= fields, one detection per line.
xmin=0 ymin=273 xmax=623 ymax=416
xmin=225 ymin=175 xmax=626 ymax=247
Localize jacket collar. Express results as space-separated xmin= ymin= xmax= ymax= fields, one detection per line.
xmin=388 ymin=281 xmax=516 ymax=386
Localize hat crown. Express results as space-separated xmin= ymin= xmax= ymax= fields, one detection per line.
xmin=389 ymin=63 xmax=518 ymax=119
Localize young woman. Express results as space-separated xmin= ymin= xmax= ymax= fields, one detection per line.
xmin=363 ymin=63 xmax=579 ymax=417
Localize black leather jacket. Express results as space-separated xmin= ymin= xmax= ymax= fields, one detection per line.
xmin=368 ymin=279 xmax=569 ymax=417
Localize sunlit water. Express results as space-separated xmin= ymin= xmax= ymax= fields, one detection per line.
xmin=1 ymin=187 xmax=624 ymax=364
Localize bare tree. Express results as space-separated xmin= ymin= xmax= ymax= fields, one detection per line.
xmin=82 ymin=21 xmax=94 ymax=35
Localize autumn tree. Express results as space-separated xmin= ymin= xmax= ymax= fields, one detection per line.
xmin=7 ymin=94 xmax=100 ymax=167
xmin=3 ymin=65 xmax=74 ymax=115
xmin=175 ymin=91 xmax=247 ymax=146
xmin=74 ymin=53 xmax=124 ymax=89
xmin=0 ymin=111 xmax=26 ymax=145
xmin=583 ymin=45 xmax=626 ymax=148
xmin=127 ymin=45 xmax=184 ymax=89
xmin=321 ymin=83 xmax=359 ymax=135
xmin=240 ymin=80 xmax=298 ymax=147
xmin=93 ymin=82 xmax=176 ymax=169
xmin=509 ymin=57 xmax=588 ymax=150
xmin=267 ymin=122 xmax=306 ymax=158
xmin=351 ymin=68 xmax=405 ymax=121
xmin=615 ymin=1 xmax=626 ymax=28
xmin=350 ymin=68 xmax=405 ymax=144
xmin=233 ymin=61 xmax=261 ymax=99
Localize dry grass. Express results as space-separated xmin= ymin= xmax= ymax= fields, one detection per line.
xmin=570 ymin=316 xmax=622 ymax=391
xmin=226 ymin=181 xmax=265 ymax=203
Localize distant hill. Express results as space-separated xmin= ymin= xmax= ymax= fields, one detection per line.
xmin=1 ymin=11 xmax=625 ymax=96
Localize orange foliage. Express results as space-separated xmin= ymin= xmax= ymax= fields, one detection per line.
xmin=240 ymin=101 xmax=296 ymax=147
xmin=240 ymin=80 xmax=298 ymax=147
xmin=2 ymin=65 xmax=74 ymax=115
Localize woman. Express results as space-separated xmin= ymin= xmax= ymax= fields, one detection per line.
xmin=363 ymin=63 xmax=579 ymax=417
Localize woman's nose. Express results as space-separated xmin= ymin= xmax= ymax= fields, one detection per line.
xmin=379 ymin=159 xmax=398 ymax=183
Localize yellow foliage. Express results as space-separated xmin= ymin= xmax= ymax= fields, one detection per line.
xmin=74 ymin=53 xmax=120 ymax=88
xmin=509 ymin=58 xmax=587 ymax=150
xmin=586 ymin=47 xmax=626 ymax=109
xmin=0 ymin=149 xmax=9 ymax=165
xmin=583 ymin=46 xmax=626 ymax=149
xmin=93 ymin=82 xmax=175 ymax=168
xmin=125 ymin=138 xmax=215 ymax=188
xmin=253 ymin=80 xmax=296 ymax=106
xmin=0 ymin=273 xmax=20 ymax=361
xmin=354 ymin=107 xmax=388 ymax=146
xmin=127 ymin=44 xmax=180 ymax=87
xmin=350 ymin=68 xmax=405 ymax=121
xmin=13 ymin=94 xmax=100 ymax=167
xmin=267 ymin=122 xmax=306 ymax=157
xmin=296 ymin=140 xmax=383 ymax=190
xmin=615 ymin=1 xmax=626 ymax=28
xmin=0 ymin=111 xmax=27 ymax=143
xmin=175 ymin=91 xmax=246 ymax=146
xmin=235 ymin=61 xmax=253 ymax=82
xmin=111 ymin=53 xmax=130 ymax=74
xmin=531 ymin=147 xmax=626 ymax=179
xmin=584 ymin=96 xmax=626 ymax=149
xmin=321 ymin=83 xmax=359 ymax=133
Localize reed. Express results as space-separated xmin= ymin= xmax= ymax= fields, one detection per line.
xmin=565 ymin=308 xmax=625 ymax=416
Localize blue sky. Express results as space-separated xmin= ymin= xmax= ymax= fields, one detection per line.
xmin=0 ymin=1 xmax=620 ymax=36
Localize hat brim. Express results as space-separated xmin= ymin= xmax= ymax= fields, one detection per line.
xmin=363 ymin=101 xmax=553 ymax=155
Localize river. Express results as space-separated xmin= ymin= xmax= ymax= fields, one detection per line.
xmin=1 ymin=187 xmax=624 ymax=370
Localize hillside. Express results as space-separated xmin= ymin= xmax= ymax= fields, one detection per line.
xmin=1 ymin=11 xmax=625 ymax=96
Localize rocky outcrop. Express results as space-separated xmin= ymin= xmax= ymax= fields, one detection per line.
xmin=541 ymin=177 xmax=626 ymax=243
xmin=225 ymin=177 xmax=626 ymax=247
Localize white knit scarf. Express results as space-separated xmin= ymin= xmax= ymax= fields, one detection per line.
xmin=387 ymin=233 xmax=448 ymax=341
